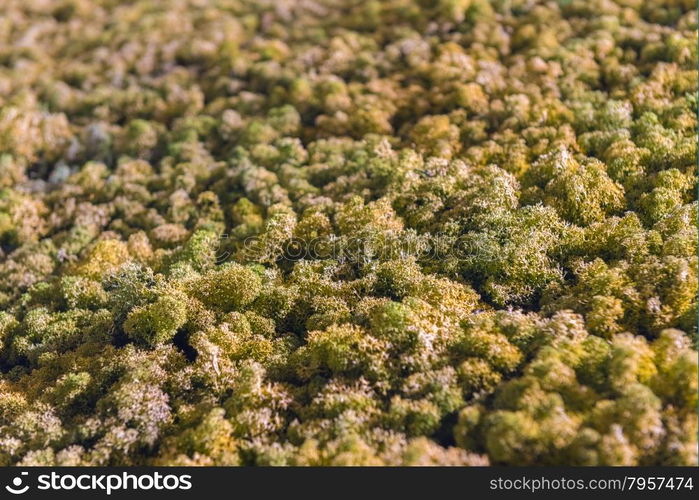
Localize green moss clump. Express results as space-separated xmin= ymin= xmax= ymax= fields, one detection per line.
xmin=188 ymin=263 xmax=262 ymax=312
xmin=123 ymin=291 xmax=189 ymax=348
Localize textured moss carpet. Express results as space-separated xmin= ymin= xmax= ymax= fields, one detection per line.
xmin=0 ymin=0 xmax=696 ymax=465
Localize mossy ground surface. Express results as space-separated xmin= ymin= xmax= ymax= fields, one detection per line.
xmin=0 ymin=0 xmax=697 ymax=465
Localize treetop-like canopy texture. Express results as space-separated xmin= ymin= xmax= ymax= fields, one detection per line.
xmin=0 ymin=0 xmax=696 ymax=466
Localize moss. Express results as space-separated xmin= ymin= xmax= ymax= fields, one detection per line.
xmin=188 ymin=263 xmax=262 ymax=312
xmin=59 ymin=276 xmax=108 ymax=310
xmin=123 ymin=291 xmax=189 ymax=348
xmin=73 ymin=240 xmax=130 ymax=280
xmin=0 ymin=0 xmax=694 ymax=467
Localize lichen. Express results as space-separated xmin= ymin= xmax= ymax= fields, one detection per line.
xmin=0 ymin=0 xmax=695 ymax=466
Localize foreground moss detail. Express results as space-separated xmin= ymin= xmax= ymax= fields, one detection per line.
xmin=0 ymin=0 xmax=696 ymax=465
